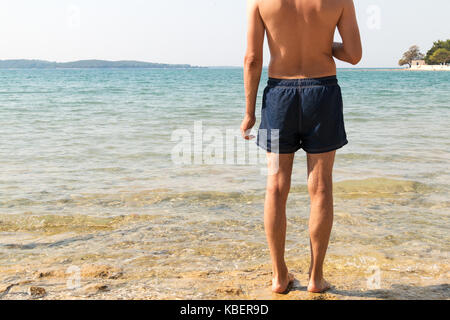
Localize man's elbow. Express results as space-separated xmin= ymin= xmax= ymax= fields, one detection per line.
xmin=348 ymin=49 xmax=362 ymax=65
xmin=244 ymin=54 xmax=263 ymax=69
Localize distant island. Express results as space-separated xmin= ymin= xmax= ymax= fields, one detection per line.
xmin=399 ymin=40 xmax=450 ymax=71
xmin=0 ymin=59 xmax=198 ymax=69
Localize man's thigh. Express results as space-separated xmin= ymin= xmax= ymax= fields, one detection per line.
xmin=266 ymin=152 xmax=295 ymax=180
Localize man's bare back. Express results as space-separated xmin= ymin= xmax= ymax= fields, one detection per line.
xmin=260 ymin=0 xmax=347 ymax=78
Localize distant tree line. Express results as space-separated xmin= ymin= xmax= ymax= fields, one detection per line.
xmin=398 ymin=45 xmax=424 ymax=67
xmin=0 ymin=59 xmax=195 ymax=69
xmin=399 ymin=40 xmax=450 ymax=67
xmin=425 ymin=40 xmax=450 ymax=65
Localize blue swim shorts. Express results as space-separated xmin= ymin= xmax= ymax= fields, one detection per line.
xmin=256 ymin=75 xmax=348 ymax=154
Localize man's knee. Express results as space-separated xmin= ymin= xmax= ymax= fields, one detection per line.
xmin=266 ymin=179 xmax=290 ymax=198
xmin=307 ymin=178 xmax=332 ymax=199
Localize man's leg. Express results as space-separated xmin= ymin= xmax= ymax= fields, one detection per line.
xmin=264 ymin=152 xmax=295 ymax=293
xmin=306 ymin=150 xmax=336 ymax=293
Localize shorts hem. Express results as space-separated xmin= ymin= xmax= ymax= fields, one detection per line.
xmin=256 ymin=141 xmax=301 ymax=154
xmin=303 ymin=139 xmax=348 ymax=154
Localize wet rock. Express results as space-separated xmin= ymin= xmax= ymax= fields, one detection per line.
xmin=28 ymin=286 xmax=46 ymax=298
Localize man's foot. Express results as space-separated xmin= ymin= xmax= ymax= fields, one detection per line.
xmin=307 ymin=278 xmax=331 ymax=293
xmin=272 ymin=272 xmax=295 ymax=294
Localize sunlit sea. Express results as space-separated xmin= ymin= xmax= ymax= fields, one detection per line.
xmin=0 ymin=68 xmax=448 ymax=299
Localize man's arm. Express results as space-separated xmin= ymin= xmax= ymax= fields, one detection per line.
xmin=241 ymin=0 xmax=265 ymax=140
xmin=333 ymin=0 xmax=362 ymax=65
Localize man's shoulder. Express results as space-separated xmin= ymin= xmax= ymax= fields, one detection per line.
xmin=337 ymin=0 xmax=354 ymax=8
xmin=322 ymin=0 xmax=353 ymax=14
xmin=323 ymin=0 xmax=353 ymax=9
xmin=248 ymin=0 xmax=261 ymax=9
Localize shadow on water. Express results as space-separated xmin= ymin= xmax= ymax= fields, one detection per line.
xmin=286 ymin=280 xmax=449 ymax=299
xmin=328 ymin=283 xmax=449 ymax=300
xmin=2 ymin=234 xmax=95 ymax=250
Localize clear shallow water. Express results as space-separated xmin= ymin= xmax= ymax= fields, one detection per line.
xmin=0 ymin=68 xmax=449 ymax=299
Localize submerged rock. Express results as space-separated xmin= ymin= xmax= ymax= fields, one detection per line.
xmin=35 ymin=269 xmax=64 ymax=279
xmin=83 ymin=283 xmax=109 ymax=294
xmin=81 ymin=265 xmax=123 ymax=279
xmin=216 ymin=286 xmax=243 ymax=296
xmin=34 ymin=264 xmax=123 ymax=280
xmin=28 ymin=286 xmax=46 ymax=298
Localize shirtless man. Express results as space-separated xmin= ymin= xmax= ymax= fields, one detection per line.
xmin=240 ymin=0 xmax=362 ymax=293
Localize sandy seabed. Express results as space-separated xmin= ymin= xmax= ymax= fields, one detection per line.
xmin=1 ymin=230 xmax=448 ymax=300
xmin=1 ymin=260 xmax=448 ymax=300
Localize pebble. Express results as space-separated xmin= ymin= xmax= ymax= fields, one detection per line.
xmin=28 ymin=286 xmax=46 ymax=298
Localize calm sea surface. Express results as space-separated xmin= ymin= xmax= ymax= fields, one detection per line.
xmin=0 ymin=68 xmax=448 ymax=298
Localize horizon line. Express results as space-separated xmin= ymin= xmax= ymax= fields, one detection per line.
xmin=0 ymin=59 xmax=401 ymax=69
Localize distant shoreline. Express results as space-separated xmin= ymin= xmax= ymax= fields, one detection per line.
xmin=407 ymin=65 xmax=450 ymax=71
xmin=0 ymin=59 xmax=203 ymax=69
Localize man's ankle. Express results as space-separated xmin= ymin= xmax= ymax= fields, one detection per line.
xmin=309 ymin=271 xmax=324 ymax=282
xmin=273 ymin=266 xmax=289 ymax=280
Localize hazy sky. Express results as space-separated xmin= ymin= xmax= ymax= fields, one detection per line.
xmin=0 ymin=0 xmax=449 ymax=67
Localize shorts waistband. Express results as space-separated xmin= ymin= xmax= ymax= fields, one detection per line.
xmin=267 ymin=75 xmax=338 ymax=88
